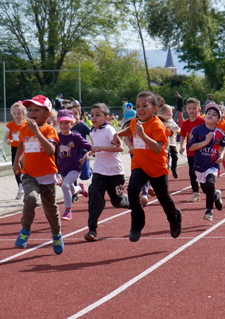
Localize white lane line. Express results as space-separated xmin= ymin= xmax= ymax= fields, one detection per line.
xmin=0 ymin=184 xmax=193 ymax=265
xmin=66 ymin=217 xmax=225 ymax=319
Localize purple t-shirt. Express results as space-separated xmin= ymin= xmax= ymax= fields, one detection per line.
xmin=189 ymin=124 xmax=225 ymax=172
xmin=56 ymin=131 xmax=92 ymax=176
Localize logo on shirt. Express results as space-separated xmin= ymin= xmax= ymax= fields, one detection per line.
xmin=59 ymin=142 xmax=74 ymax=157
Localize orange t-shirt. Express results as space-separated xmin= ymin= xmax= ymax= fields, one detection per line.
xmin=6 ymin=120 xmax=26 ymax=147
xmin=129 ymin=117 xmax=170 ymax=177
xmin=19 ymin=122 xmax=59 ymax=177
xmin=217 ymin=119 xmax=225 ymax=133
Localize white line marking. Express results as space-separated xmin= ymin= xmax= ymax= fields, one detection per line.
xmin=66 ymin=218 xmax=225 ymax=319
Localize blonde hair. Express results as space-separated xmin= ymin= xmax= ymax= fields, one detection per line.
xmin=157 ymin=104 xmax=172 ymax=115
xmin=10 ymin=102 xmax=27 ymax=120
xmin=49 ymin=109 xmax=58 ymax=125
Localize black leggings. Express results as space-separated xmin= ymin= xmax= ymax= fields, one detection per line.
xmin=188 ymin=156 xmax=199 ymax=193
xmin=200 ymin=174 xmax=216 ymax=210
xmin=128 ymin=168 xmax=178 ymax=232
xmin=11 ymin=146 xmax=22 ymax=186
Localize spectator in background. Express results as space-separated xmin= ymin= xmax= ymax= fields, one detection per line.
xmin=205 ymin=94 xmax=213 ymax=106
xmin=121 ymin=97 xmax=128 ymax=114
xmin=54 ymin=93 xmax=70 ymax=110
xmin=122 ymin=103 xmax=136 ymax=123
xmin=174 ymin=91 xmax=184 ymax=123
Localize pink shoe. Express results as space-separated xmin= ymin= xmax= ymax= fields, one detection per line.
xmin=78 ymin=183 xmax=88 ymax=197
xmin=61 ymin=211 xmax=72 ymax=220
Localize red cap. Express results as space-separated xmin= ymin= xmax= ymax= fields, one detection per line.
xmin=23 ymin=95 xmax=52 ymax=112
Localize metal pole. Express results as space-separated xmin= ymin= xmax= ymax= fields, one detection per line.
xmin=78 ymin=60 xmax=81 ymax=102
xmin=3 ymin=61 xmax=6 ymax=123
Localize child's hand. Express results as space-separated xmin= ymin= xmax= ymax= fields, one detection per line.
xmin=79 ymin=153 xmax=89 ymax=165
xmin=205 ymin=131 xmax=214 ymax=144
xmin=179 ymin=147 xmax=185 ymax=154
xmin=6 ymin=139 xmax=13 ymax=145
xmin=13 ymin=162 xmax=22 ymax=175
xmin=113 ymin=133 xmax=121 ymax=147
xmin=26 ymin=118 xmax=39 ymax=135
xmin=134 ymin=122 xmax=144 ymax=136
xmin=129 ymin=146 xmax=134 ymax=154
xmin=216 ymin=156 xmax=223 ymax=164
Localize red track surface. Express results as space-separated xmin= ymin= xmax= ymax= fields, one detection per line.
xmin=1 ymin=164 xmax=225 ymax=319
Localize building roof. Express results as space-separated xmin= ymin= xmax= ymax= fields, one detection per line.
xmin=165 ymin=47 xmax=176 ymax=68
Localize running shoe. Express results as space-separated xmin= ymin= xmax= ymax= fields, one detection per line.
xmin=52 ymin=233 xmax=64 ymax=255
xmin=61 ymin=211 xmax=72 ymax=220
xmin=15 ymin=229 xmax=31 ymax=248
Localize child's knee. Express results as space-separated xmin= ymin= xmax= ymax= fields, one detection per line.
xmin=24 ymin=191 xmax=38 ymax=207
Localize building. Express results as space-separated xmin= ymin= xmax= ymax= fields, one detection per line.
xmin=165 ymin=47 xmax=177 ymax=75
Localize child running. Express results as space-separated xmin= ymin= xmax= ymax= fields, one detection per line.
xmin=157 ymin=104 xmax=180 ymax=178
xmin=69 ymin=101 xmax=93 ymax=181
xmin=4 ymin=101 xmax=26 ymax=199
xmin=179 ymin=98 xmax=204 ymax=202
xmin=113 ymin=91 xmax=182 ymax=242
xmin=189 ymin=103 xmax=225 ymax=221
xmin=56 ymin=109 xmax=92 ymax=220
xmin=84 ymin=103 xmax=130 ymax=241
xmin=13 ymin=95 xmax=64 ymax=254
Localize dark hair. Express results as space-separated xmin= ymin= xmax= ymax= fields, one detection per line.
xmin=136 ymin=91 xmax=158 ymax=107
xmin=91 ymin=103 xmax=110 ymax=116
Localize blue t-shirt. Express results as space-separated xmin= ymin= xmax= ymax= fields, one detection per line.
xmin=71 ymin=121 xmax=90 ymax=139
xmin=124 ymin=109 xmax=136 ymax=121
xmin=189 ymin=124 xmax=225 ymax=172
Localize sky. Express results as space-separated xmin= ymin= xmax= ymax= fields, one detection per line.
xmin=123 ymin=30 xmax=203 ymax=75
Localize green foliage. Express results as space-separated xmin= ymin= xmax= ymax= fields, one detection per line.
xmin=145 ymin=0 xmax=225 ymax=90
xmin=0 ymin=0 xmax=122 ymax=87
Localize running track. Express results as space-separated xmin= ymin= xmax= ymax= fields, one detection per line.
xmin=1 ymin=164 xmax=225 ymax=319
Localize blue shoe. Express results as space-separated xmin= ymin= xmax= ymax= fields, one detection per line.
xmin=15 ymin=229 xmax=31 ymax=248
xmin=52 ymin=233 xmax=64 ymax=255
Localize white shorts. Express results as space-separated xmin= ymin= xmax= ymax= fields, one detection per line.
xmin=195 ymin=168 xmax=218 ymax=184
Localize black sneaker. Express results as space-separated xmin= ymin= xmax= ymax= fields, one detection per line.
xmin=214 ymin=190 xmax=223 ymax=211
xmin=203 ymin=210 xmax=213 ymax=221
xmin=72 ymin=193 xmax=79 ymax=203
xmin=170 ymin=209 xmax=182 ymax=238
xmin=129 ymin=230 xmax=141 ymax=242
xmin=84 ymin=230 xmax=98 ymax=241
xmin=172 ymin=170 xmax=178 ymax=179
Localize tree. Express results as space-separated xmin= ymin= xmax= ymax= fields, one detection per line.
xmin=145 ymin=0 xmax=225 ymax=90
xmin=0 ymin=0 xmax=121 ymax=87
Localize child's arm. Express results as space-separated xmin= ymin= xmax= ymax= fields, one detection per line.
xmin=92 ymin=144 xmax=124 ymax=153
xmin=27 ymin=119 xmax=55 ymax=156
xmin=113 ymin=127 xmax=132 ymax=146
xmin=217 ymin=146 xmax=225 ymax=164
xmin=179 ymin=136 xmax=186 ymax=154
xmin=189 ymin=132 xmax=214 ymax=151
xmin=124 ymin=136 xmax=134 ymax=154
xmin=135 ymin=122 xmax=162 ymax=154
xmin=4 ymin=131 xmax=13 ymax=145
xmin=13 ymin=142 xmax=24 ymax=175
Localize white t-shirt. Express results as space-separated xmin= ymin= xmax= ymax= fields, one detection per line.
xmin=90 ymin=125 xmax=124 ymax=176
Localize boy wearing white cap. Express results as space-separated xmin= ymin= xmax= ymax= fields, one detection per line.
xmin=189 ymin=103 xmax=225 ymax=221
xmin=13 ymin=95 xmax=64 ymax=255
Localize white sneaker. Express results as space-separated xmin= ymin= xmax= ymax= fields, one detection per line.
xmin=140 ymin=195 xmax=148 ymax=207
xmin=188 ymin=192 xmax=200 ymax=202
xmin=15 ymin=184 xmax=24 ymax=200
